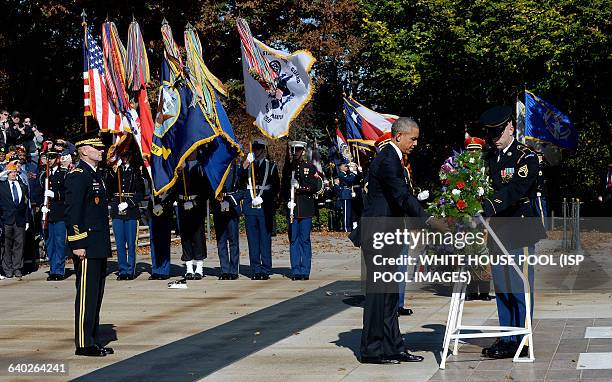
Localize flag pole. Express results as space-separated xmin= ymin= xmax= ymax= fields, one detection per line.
xmin=81 ymin=10 xmax=89 ymax=133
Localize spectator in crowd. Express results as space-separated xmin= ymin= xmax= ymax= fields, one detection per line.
xmin=0 ymin=148 xmax=6 ymax=172
xmin=0 ymin=109 xmax=9 ymax=147
xmin=23 ymin=117 xmax=43 ymax=159
xmin=7 ymin=111 xmax=30 ymax=146
xmin=0 ymin=162 xmax=31 ymax=278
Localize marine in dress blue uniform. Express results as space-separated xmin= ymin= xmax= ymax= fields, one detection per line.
xmin=212 ymin=160 xmax=243 ymax=280
xmin=39 ymin=149 xmax=69 ymax=280
xmin=148 ymin=191 xmax=173 ymax=280
xmin=107 ymin=151 xmax=145 ymax=280
xmin=479 ymin=106 xmax=546 ymax=359
xmin=65 ymin=131 xmax=113 ymax=357
xmin=241 ymin=138 xmax=279 ymax=280
xmin=283 ymin=141 xmax=322 ymax=280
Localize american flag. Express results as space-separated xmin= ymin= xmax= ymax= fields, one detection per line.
xmin=83 ymin=29 xmax=128 ymax=132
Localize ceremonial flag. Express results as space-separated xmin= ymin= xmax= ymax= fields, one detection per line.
xmin=238 ymin=18 xmax=315 ymax=139
xmin=127 ymin=20 xmax=154 ymax=166
xmin=343 ymin=96 xmax=398 ymax=146
xmin=335 ymin=126 xmax=351 ymax=161
xmin=515 ymin=99 xmax=526 ymax=143
xmin=184 ymin=25 xmax=241 ymax=197
xmin=151 ymin=22 xmax=240 ymax=197
xmin=82 ymin=28 xmax=130 ymax=132
xmin=524 ymin=91 xmax=577 ymax=150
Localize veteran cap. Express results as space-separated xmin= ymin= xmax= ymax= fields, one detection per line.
xmin=74 ymin=129 xmax=105 ymax=149
xmin=479 ymin=105 xmax=513 ymax=140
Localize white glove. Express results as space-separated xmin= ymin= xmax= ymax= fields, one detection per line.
xmin=118 ymin=202 xmax=129 ymax=212
xmin=252 ymin=196 xmax=263 ymax=206
xmin=183 ymin=201 xmax=194 ymax=210
xmin=25 ymin=223 xmax=30 ymax=231
xmin=358 ymin=166 xmax=363 ymax=172
xmin=44 ymin=190 xmax=55 ymax=198
xmin=287 ymin=201 xmax=296 ymax=210
xmin=291 ymin=179 xmax=299 ymax=188
xmin=152 ymin=204 xmax=163 ymax=216
xmin=246 ymin=152 xmax=255 ymax=164
xmin=417 ymin=190 xmax=430 ymax=201
xmin=41 ymin=206 xmax=50 ymax=214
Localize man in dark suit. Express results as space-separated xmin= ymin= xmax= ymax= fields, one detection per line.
xmin=360 ymin=117 xmax=447 ymax=364
xmin=0 ymin=162 xmax=31 ymax=278
xmin=65 ymin=130 xmax=113 ymax=357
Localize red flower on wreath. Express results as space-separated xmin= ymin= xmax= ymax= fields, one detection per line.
xmin=456 ymin=199 xmax=467 ymax=210
xmin=456 ymin=181 xmax=465 ymax=190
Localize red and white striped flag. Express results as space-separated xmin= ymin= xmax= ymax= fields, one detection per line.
xmin=83 ymin=28 xmax=130 ymax=132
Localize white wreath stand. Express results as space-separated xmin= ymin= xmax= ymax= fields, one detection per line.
xmin=439 ymin=215 xmax=535 ymax=369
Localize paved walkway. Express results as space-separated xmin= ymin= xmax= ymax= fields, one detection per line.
xmin=0 ymin=232 xmax=610 ymax=381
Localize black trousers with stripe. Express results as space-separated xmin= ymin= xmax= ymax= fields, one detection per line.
xmin=74 ymin=257 xmax=107 ymax=349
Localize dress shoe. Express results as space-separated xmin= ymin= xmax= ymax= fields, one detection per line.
xmin=14 ymin=271 xmax=22 ymax=277
xmin=158 ymin=274 xmax=170 ymax=280
xmin=252 ymin=273 xmax=261 ymax=280
xmin=482 ymin=340 xmax=512 ymax=357
xmin=398 ymin=307 xmax=413 ymax=316
xmin=230 ymin=274 xmax=239 ymax=280
xmin=465 ymin=293 xmax=478 ymax=301
xmin=75 ymin=346 xmax=106 ymax=357
xmin=193 ymin=273 xmax=203 ymax=280
xmin=302 ymin=276 xmax=309 ymax=280
xmin=291 ymin=275 xmax=299 ymax=281
xmin=148 ymin=274 xmax=160 ymax=280
xmin=486 ymin=343 xmax=527 ymax=359
xmin=359 ymin=356 xmax=400 ymax=365
xmin=47 ymin=274 xmax=60 ymax=281
xmin=390 ymin=351 xmax=424 ymax=362
xmin=185 ymin=273 xmax=195 ymax=280
xmin=479 ymin=293 xmax=493 ymax=301
xmin=127 ymin=274 xmax=134 ymax=280
xmin=260 ymin=274 xmax=270 ymax=280
xmin=116 ymin=274 xmax=127 ymax=281
xmin=95 ymin=344 xmax=114 ymax=355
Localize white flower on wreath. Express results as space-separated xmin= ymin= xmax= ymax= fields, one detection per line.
xmin=469 ymin=157 xmax=475 ymax=164
xmin=452 ymin=189 xmax=461 ymax=196
xmin=477 ymin=187 xmax=485 ymax=196
xmin=417 ymin=190 xmax=430 ymax=201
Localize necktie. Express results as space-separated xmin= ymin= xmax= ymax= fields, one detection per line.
xmin=11 ymin=182 xmax=19 ymax=205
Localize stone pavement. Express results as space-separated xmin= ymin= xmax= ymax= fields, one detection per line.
xmin=0 ymin=232 xmax=610 ymax=381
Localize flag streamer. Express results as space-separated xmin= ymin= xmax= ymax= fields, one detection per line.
xmin=237 ymin=18 xmax=278 ymax=94
xmin=127 ymin=20 xmax=150 ymax=91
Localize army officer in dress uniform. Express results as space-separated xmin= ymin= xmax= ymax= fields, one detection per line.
xmin=334 ymin=160 xmax=360 ymax=232
xmin=241 ymin=138 xmax=280 ymax=280
xmin=107 ymin=150 xmax=145 ymax=280
xmin=65 ymin=130 xmax=113 ymax=357
xmin=282 ymin=141 xmax=322 ymax=280
xmin=479 ymin=106 xmax=546 ymax=359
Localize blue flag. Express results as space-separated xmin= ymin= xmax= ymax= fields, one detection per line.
xmin=199 ymin=94 xmax=242 ymax=197
xmin=150 ymin=56 xmax=217 ymax=195
xmin=524 ymin=91 xmax=577 ymax=150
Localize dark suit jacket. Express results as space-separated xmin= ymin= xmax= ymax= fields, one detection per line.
xmin=362 ymin=144 xmax=427 ymax=220
xmin=0 ymin=179 xmax=31 ymax=227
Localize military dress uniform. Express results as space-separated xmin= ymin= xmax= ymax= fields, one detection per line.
xmin=532 ymin=152 xmax=548 ymax=229
xmin=148 ymin=192 xmax=173 ymax=280
xmin=177 ymin=160 xmax=210 ymax=279
xmin=334 ymin=163 xmax=360 ymax=232
xmin=283 ymin=141 xmax=322 ymax=280
xmin=65 ymin=132 xmax=112 ymax=357
xmin=39 ymin=161 xmax=68 ymax=279
xmin=241 ymin=153 xmax=280 ymax=279
xmin=212 ymin=163 xmax=243 ymax=280
xmin=479 ymin=106 xmax=546 ymax=359
xmin=108 ymin=163 xmax=144 ymax=279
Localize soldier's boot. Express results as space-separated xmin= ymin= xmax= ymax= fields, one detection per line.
xmin=194 ymin=260 xmax=204 ymax=280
